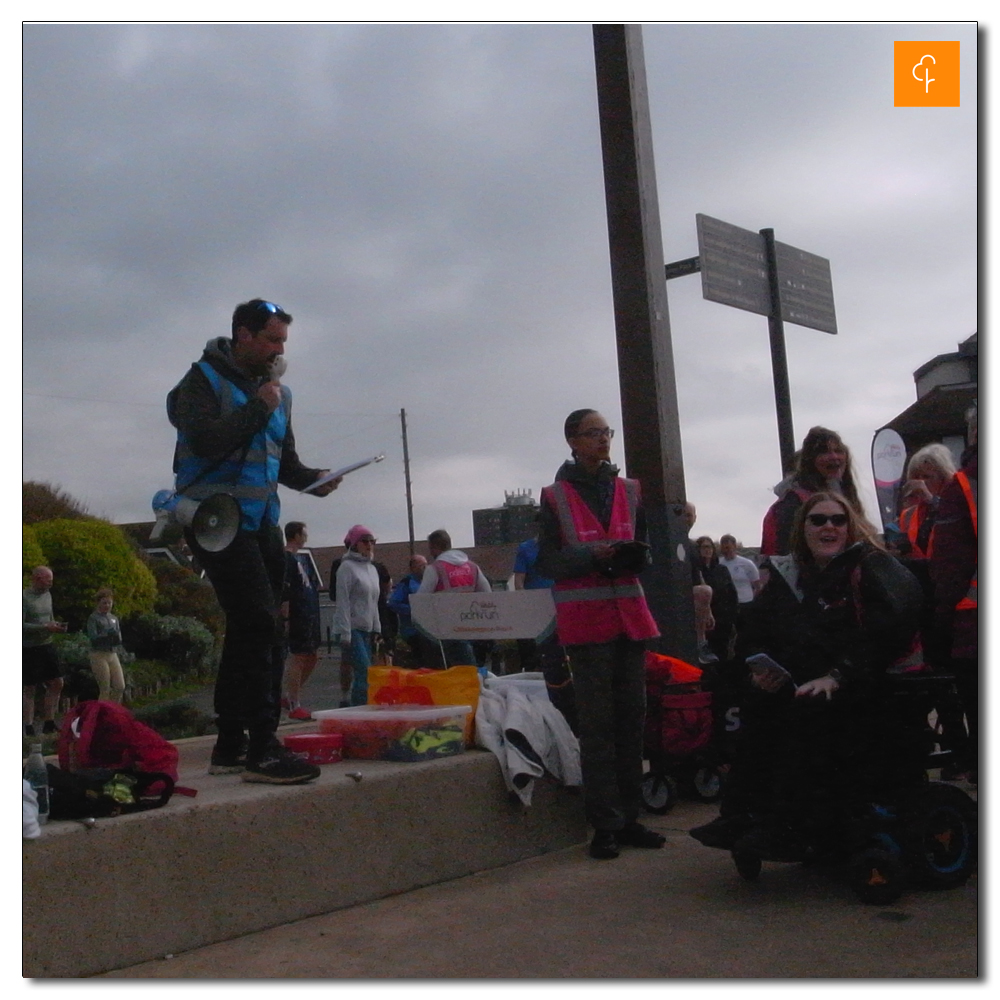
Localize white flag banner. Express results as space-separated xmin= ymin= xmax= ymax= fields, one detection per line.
xmin=410 ymin=590 xmax=556 ymax=642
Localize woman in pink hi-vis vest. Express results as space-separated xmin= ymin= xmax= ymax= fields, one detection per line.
xmin=537 ymin=409 xmax=665 ymax=860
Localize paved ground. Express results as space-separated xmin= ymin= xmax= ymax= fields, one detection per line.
xmin=103 ymin=793 xmax=977 ymax=980
xmin=157 ymin=655 xmax=978 ymax=980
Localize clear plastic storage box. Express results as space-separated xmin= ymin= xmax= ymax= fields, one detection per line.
xmin=311 ymin=704 xmax=472 ymax=761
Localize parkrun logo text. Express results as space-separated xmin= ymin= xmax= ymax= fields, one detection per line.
xmin=460 ymin=600 xmax=500 ymax=622
xmin=894 ymin=41 xmax=960 ymax=107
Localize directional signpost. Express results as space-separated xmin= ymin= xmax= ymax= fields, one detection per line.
xmin=668 ymin=214 xmax=838 ymax=474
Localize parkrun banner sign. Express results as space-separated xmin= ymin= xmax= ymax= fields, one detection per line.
xmin=410 ymin=590 xmax=556 ymax=642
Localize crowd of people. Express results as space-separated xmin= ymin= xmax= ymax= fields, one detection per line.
xmin=24 ymin=297 xmax=978 ymax=874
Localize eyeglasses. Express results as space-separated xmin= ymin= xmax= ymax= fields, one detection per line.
xmin=256 ymin=301 xmax=284 ymax=315
xmin=806 ymin=513 xmax=849 ymax=528
xmin=575 ymin=427 xmax=615 ymax=440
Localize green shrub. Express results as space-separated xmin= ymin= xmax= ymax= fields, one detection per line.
xmin=148 ymin=558 xmax=225 ymax=638
xmin=123 ymin=614 xmax=217 ymax=678
xmin=32 ymin=519 xmax=158 ymax=630
xmin=132 ymin=699 xmax=215 ymax=739
xmin=22 ymin=524 xmax=47 ymax=584
xmin=50 ymin=631 xmax=92 ymax=671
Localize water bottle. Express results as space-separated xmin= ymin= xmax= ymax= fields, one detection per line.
xmin=24 ymin=743 xmax=49 ymax=825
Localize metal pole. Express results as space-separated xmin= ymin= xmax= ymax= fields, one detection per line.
xmin=592 ymin=24 xmax=697 ymax=663
xmin=400 ymin=407 xmax=415 ymax=556
xmin=760 ymin=228 xmax=796 ymax=473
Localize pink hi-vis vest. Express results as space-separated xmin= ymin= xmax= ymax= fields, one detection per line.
xmin=433 ymin=557 xmax=480 ymax=592
xmin=540 ymin=478 xmax=660 ymax=646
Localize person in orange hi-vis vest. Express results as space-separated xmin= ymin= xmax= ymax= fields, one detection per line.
xmin=898 ymin=443 xmax=957 ymax=560
xmin=537 ymin=408 xmax=665 ymax=860
xmin=930 ymin=404 xmax=978 ymax=783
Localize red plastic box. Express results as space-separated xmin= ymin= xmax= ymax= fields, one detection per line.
xmin=282 ymin=732 xmax=344 ymax=765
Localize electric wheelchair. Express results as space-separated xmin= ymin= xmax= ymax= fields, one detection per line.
xmin=720 ymin=672 xmax=977 ymax=905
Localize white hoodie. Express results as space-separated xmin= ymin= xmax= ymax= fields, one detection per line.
xmin=332 ymin=551 xmax=381 ymax=636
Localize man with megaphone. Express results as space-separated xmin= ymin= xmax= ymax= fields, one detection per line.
xmin=167 ymin=298 xmax=341 ymax=784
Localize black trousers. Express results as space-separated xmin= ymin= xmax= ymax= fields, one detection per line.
xmin=567 ymin=637 xmax=646 ymax=831
xmin=187 ymin=525 xmax=285 ymax=757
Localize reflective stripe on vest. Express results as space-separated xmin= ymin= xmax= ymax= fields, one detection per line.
xmin=174 ymin=361 xmax=289 ymax=531
xmin=433 ymin=558 xmax=480 ymax=592
xmin=541 ymin=477 xmax=659 ymax=645
xmin=955 ymin=471 xmax=978 ymax=610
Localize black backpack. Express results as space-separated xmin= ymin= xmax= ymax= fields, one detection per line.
xmin=46 ymin=764 xmax=175 ymax=820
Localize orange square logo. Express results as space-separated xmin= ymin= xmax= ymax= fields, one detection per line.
xmin=895 ymin=41 xmax=960 ymax=107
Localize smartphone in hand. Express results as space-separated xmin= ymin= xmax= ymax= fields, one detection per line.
xmin=746 ymin=652 xmax=795 ymax=691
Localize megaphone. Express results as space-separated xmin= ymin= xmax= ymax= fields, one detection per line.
xmin=150 ymin=489 xmax=241 ymax=552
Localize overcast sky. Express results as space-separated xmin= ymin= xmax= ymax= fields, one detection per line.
xmin=22 ymin=21 xmax=978 ymax=553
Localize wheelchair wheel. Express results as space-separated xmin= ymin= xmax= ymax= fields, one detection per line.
xmin=901 ymin=782 xmax=977 ymax=890
xmin=691 ymin=765 xmax=724 ymax=803
xmin=732 ymin=851 xmax=762 ymax=881
xmin=850 ymin=848 xmax=906 ymax=905
xmin=640 ymin=772 xmax=678 ymax=815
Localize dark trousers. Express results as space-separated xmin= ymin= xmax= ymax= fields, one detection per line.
xmin=721 ymin=683 xmax=887 ymax=836
xmin=187 ymin=525 xmax=285 ymax=758
xmin=567 ymin=637 xmax=646 ymax=831
xmin=441 ymin=639 xmax=476 ymax=668
xmin=515 ymin=638 xmax=577 ymax=730
xmin=951 ymin=656 xmax=978 ymax=774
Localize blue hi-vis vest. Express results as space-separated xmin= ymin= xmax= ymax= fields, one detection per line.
xmin=174 ymin=361 xmax=289 ymax=532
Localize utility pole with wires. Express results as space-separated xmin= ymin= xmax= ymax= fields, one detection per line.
xmin=400 ymin=408 xmax=415 ymax=556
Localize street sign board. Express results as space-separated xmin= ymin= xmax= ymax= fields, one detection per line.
xmin=696 ymin=213 xmax=771 ymax=317
xmin=695 ymin=214 xmax=837 ymax=334
xmin=773 ymin=241 xmax=838 ymax=334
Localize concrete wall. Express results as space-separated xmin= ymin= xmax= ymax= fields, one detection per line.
xmin=23 ymin=748 xmax=586 ymax=978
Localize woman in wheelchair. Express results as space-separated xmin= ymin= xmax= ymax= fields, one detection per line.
xmin=690 ymin=492 xmax=925 ymax=859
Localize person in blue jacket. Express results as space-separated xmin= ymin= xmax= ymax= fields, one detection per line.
xmin=387 ymin=554 xmax=429 ymax=667
xmin=167 ymin=298 xmax=340 ymax=784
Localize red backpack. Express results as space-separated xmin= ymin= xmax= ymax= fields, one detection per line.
xmin=58 ymin=701 xmax=180 ymax=781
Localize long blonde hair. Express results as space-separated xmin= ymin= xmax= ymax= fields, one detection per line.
xmin=790 ymin=492 xmax=882 ymax=565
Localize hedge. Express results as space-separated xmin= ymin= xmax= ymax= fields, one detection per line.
xmin=32 ymin=519 xmax=157 ymax=630
xmin=22 ymin=525 xmax=46 ymax=584
xmin=122 ymin=613 xmax=217 ymax=678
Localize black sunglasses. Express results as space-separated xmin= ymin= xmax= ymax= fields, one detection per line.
xmin=257 ymin=301 xmax=284 ymax=315
xmin=806 ymin=513 xmax=849 ymax=528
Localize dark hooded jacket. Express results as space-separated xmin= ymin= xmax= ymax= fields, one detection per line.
xmin=166 ymin=337 xmax=319 ymax=493
xmin=536 ymin=459 xmax=648 ymax=582
xmin=737 ymin=542 xmax=923 ymax=687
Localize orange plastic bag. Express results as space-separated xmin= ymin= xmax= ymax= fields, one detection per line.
xmin=644 ymin=650 xmax=703 ymax=685
xmin=367 ymin=665 xmax=480 ymax=745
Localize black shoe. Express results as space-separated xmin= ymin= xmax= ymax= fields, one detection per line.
xmin=243 ymin=744 xmax=321 ymax=785
xmin=209 ymin=752 xmax=246 ymax=775
xmin=733 ymin=824 xmax=807 ymax=863
xmin=24 ymin=724 xmax=36 ymax=738
xmin=589 ymin=830 xmax=621 ymax=859
xmin=42 ymin=720 xmax=58 ymax=735
xmin=689 ymin=815 xmax=752 ymax=850
xmin=618 ymin=822 xmax=666 ymax=849
xmin=209 ymin=735 xmax=249 ymax=775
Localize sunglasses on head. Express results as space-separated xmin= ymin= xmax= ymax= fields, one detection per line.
xmin=256 ymin=301 xmax=284 ymax=315
xmin=806 ymin=513 xmax=849 ymax=528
